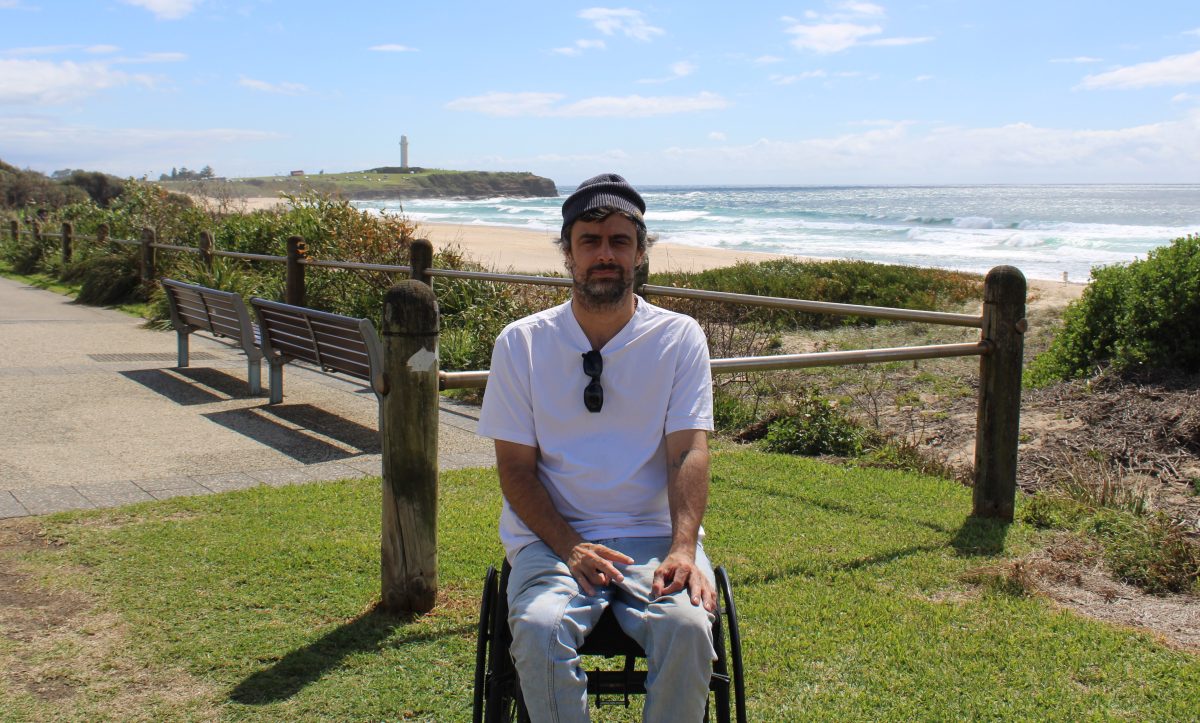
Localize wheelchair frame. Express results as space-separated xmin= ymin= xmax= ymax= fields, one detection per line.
xmin=473 ymin=560 xmax=746 ymax=722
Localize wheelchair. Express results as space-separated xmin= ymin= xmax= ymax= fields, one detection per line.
xmin=473 ymin=560 xmax=746 ymax=722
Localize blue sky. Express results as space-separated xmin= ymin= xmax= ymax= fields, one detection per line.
xmin=2 ymin=0 xmax=1200 ymax=185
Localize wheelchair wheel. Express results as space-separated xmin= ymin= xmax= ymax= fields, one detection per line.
xmin=476 ymin=563 xmax=529 ymax=723
xmin=714 ymin=566 xmax=747 ymax=723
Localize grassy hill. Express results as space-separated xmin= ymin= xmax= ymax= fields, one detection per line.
xmin=160 ymin=168 xmax=558 ymax=201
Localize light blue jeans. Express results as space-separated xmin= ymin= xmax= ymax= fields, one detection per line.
xmin=506 ymin=536 xmax=716 ymax=723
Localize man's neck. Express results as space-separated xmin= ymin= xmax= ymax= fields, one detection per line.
xmin=571 ymin=293 xmax=637 ymax=351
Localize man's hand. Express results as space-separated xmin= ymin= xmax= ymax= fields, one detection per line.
xmin=565 ymin=542 xmax=634 ymax=596
xmin=652 ymin=548 xmax=716 ymax=612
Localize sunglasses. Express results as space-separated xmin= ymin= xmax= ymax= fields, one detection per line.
xmin=582 ymin=350 xmax=603 ymax=413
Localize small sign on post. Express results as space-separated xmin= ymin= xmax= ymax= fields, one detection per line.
xmin=379 ymin=269 xmax=440 ymax=615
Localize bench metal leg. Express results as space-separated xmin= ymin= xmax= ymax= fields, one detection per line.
xmin=247 ymin=358 xmax=262 ymax=396
xmin=268 ymin=363 xmax=283 ymax=404
xmin=176 ymin=331 xmax=190 ymax=368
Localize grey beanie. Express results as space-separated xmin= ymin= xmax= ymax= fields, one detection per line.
xmin=561 ymin=173 xmax=646 ymax=229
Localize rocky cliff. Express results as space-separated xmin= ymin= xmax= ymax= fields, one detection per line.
xmin=355 ymin=169 xmax=557 ymax=199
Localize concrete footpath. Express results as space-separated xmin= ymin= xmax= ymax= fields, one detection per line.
xmin=0 ymin=276 xmax=494 ymax=519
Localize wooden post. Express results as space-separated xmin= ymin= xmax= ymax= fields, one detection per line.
xmin=140 ymin=227 xmax=156 ymax=284
xmin=199 ymin=230 xmax=214 ymax=269
xmin=31 ymin=219 xmax=41 ymax=245
xmin=97 ymin=223 xmax=110 ymax=250
xmin=973 ymin=265 xmax=1027 ymax=521
xmin=285 ymin=235 xmax=306 ymax=306
xmin=409 ymin=238 xmax=432 ymax=286
xmin=61 ymin=222 xmax=73 ymax=266
xmin=379 ymin=280 xmax=440 ymax=614
xmin=8 ymin=219 xmax=17 ymax=244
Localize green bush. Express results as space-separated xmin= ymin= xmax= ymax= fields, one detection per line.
xmin=1029 ymin=234 xmax=1200 ymax=382
xmin=763 ymin=393 xmax=865 ymax=456
xmin=651 ymin=258 xmax=982 ymax=331
xmin=1089 ymin=511 xmax=1200 ymax=595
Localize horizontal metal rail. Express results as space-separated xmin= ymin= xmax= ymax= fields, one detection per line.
xmin=212 ymin=250 xmax=286 ymax=262
xmin=41 ymin=232 xmax=62 ymax=239
xmin=110 ymin=238 xmax=140 ymax=247
xmin=710 ymin=341 xmax=990 ymax=373
xmin=150 ymin=243 xmax=200 ymax=253
xmin=439 ymin=341 xmax=991 ymax=390
xmin=303 ymin=258 xmax=412 ymax=273
xmin=641 ymin=284 xmax=982 ymax=328
xmin=426 ymin=267 xmax=573 ymax=288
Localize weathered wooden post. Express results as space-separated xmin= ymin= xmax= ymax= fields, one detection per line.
xmin=31 ymin=219 xmax=41 ymax=245
xmin=96 ymin=223 xmax=110 ymax=251
xmin=379 ymin=278 xmax=440 ymax=614
xmin=8 ymin=219 xmax=17 ymax=244
xmin=973 ymin=265 xmax=1027 ymax=521
xmin=285 ymin=235 xmax=306 ymax=306
xmin=409 ymin=238 xmax=432 ymax=286
xmin=199 ymin=230 xmax=214 ymax=269
xmin=61 ymin=222 xmax=73 ymax=266
xmin=140 ymin=227 xmax=156 ymax=284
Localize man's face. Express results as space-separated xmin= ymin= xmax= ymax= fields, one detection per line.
xmin=565 ymin=214 xmax=644 ymax=311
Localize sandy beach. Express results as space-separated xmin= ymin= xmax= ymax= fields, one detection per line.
xmin=225 ymin=195 xmax=1083 ymax=305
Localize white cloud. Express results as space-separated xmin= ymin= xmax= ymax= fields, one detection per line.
xmin=445 ymin=90 xmax=727 ymax=117
xmin=1051 ymin=56 xmax=1102 ymax=64
xmin=0 ymin=59 xmax=150 ymax=104
xmin=114 ymin=52 xmax=187 ymax=64
xmin=552 ymin=39 xmax=606 ymax=56
xmin=785 ymin=2 xmax=932 ymax=54
xmin=0 ymin=115 xmax=279 ymax=176
xmin=754 ymin=55 xmax=784 ymax=65
xmin=122 ymin=0 xmax=199 ymax=20
xmin=1079 ymin=50 xmax=1200 ymax=90
xmin=653 ymin=112 xmax=1200 ymax=183
xmin=87 ymin=45 xmax=121 ymax=54
xmin=369 ymin=44 xmax=418 ymax=53
xmin=578 ymin=8 xmax=664 ymax=41
xmin=708 ymin=131 xmax=727 ymax=141
xmin=788 ymin=22 xmax=882 ymax=53
xmin=914 ymin=74 xmax=933 ymax=82
xmin=1172 ymin=92 xmax=1200 ymax=104
xmin=770 ymin=70 xmax=827 ymax=85
xmin=238 ymin=76 xmax=309 ymax=95
xmin=638 ymin=60 xmax=697 ymax=84
xmin=1185 ymin=28 xmax=1200 ymax=37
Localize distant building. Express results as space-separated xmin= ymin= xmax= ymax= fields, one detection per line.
xmin=290 ymin=170 xmax=305 ymax=177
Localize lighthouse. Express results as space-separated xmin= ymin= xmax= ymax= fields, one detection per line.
xmin=400 ymin=135 xmax=409 ymax=170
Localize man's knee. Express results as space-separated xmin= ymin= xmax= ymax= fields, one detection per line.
xmin=648 ymin=596 xmax=714 ymax=651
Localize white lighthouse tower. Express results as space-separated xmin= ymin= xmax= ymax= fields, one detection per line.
xmin=400 ymin=135 xmax=409 ymax=170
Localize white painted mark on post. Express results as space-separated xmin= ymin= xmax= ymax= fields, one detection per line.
xmin=407 ymin=347 xmax=437 ymax=372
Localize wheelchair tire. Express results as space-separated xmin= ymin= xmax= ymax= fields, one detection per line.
xmin=472 ymin=566 xmax=497 ymax=723
xmin=715 ymin=567 xmax=747 ymax=723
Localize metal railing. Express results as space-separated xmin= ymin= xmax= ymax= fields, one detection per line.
xmin=6 ymin=220 xmax=1026 ymax=520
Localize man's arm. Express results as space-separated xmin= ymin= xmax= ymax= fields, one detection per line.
xmin=651 ymin=428 xmax=716 ymax=611
xmin=495 ymin=439 xmax=633 ymax=595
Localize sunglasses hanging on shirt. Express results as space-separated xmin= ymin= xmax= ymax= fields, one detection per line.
xmin=582 ymin=350 xmax=603 ymax=413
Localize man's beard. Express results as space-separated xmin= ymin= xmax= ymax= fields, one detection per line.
xmin=568 ymin=259 xmax=633 ymax=312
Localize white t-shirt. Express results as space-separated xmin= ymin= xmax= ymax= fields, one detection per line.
xmin=478 ymin=297 xmax=714 ymax=559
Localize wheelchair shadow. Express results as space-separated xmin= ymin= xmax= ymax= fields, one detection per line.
xmin=229 ymin=606 xmax=471 ymax=705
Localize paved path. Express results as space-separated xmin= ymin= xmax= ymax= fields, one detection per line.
xmin=0 ymin=276 xmax=494 ymax=519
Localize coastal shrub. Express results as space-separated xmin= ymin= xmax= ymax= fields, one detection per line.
xmin=1022 ymin=494 xmax=1200 ymax=595
xmin=1028 ymin=234 xmax=1200 ymax=382
xmin=651 ymin=258 xmax=982 ymax=331
xmin=63 ymin=249 xmax=145 ymax=306
xmin=763 ymin=393 xmax=866 ymax=456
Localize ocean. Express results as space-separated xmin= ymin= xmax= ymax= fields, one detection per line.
xmin=353 ymin=184 xmax=1200 ymax=283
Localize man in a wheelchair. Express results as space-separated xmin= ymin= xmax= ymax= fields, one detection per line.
xmin=478 ymin=173 xmax=717 ymax=721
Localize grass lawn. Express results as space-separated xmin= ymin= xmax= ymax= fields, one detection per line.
xmin=2 ymin=450 xmax=1197 ymax=721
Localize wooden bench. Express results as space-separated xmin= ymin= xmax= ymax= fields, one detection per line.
xmin=161 ymin=278 xmax=263 ymax=395
xmin=249 ymin=297 xmax=385 ymax=405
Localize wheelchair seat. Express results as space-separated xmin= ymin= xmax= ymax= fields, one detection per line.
xmin=473 ymin=559 xmax=746 ymax=722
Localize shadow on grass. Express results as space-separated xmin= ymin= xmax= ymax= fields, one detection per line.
xmin=949 ymin=515 xmax=1010 ymax=557
xmin=229 ymin=605 xmax=470 ymax=705
xmin=738 ymin=542 xmax=945 ymax=586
